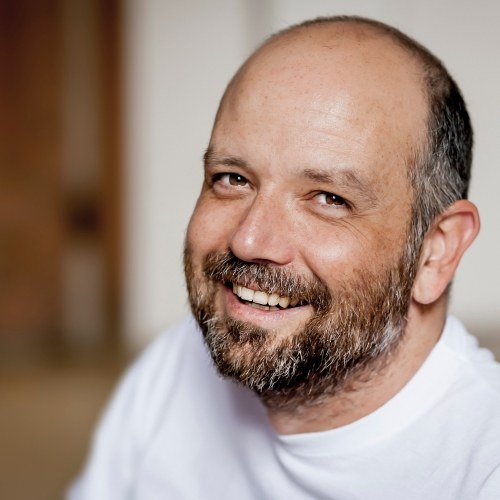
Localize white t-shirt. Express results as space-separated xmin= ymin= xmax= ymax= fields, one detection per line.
xmin=69 ymin=315 xmax=500 ymax=499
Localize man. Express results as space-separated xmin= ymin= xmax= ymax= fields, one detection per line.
xmin=70 ymin=16 xmax=500 ymax=499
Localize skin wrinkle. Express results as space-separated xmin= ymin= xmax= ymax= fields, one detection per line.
xmin=328 ymin=217 xmax=373 ymax=244
xmin=203 ymin=251 xmax=330 ymax=308
xmin=305 ymin=106 xmax=378 ymax=151
xmin=184 ymin=19 xmax=474 ymax=432
xmin=185 ymin=225 xmax=417 ymax=410
xmin=205 ymin=149 xmax=380 ymax=211
xmin=301 ymin=168 xmax=378 ymax=207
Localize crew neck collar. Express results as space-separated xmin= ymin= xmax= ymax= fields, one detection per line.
xmin=275 ymin=316 xmax=463 ymax=457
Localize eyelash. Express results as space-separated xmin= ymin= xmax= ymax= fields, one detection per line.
xmin=314 ymin=192 xmax=349 ymax=209
xmin=211 ymin=172 xmax=249 ymax=188
xmin=210 ymin=172 xmax=350 ymax=211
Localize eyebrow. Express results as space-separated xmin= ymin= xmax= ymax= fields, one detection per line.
xmin=204 ymin=147 xmax=249 ymax=170
xmin=302 ymin=167 xmax=372 ymax=194
xmin=303 ymin=167 xmax=378 ymax=205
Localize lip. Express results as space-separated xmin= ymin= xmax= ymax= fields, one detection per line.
xmin=220 ymin=283 xmax=312 ymax=329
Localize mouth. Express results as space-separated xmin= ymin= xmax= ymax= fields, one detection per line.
xmin=226 ymin=282 xmax=306 ymax=311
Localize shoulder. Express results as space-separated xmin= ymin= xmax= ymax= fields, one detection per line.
xmin=90 ymin=315 xmax=215 ymax=459
xmin=440 ymin=315 xmax=500 ymax=396
xmin=104 ymin=315 xmax=210 ymax=434
xmin=124 ymin=315 xmax=201 ymax=387
xmin=435 ymin=317 xmax=500 ymax=494
xmin=68 ymin=316 xmax=216 ymax=498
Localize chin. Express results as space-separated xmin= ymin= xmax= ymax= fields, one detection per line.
xmin=184 ymin=247 xmax=416 ymax=408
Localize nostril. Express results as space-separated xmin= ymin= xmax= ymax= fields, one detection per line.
xmin=228 ymin=200 xmax=295 ymax=266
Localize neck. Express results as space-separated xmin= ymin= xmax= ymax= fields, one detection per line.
xmin=266 ymin=299 xmax=447 ymax=435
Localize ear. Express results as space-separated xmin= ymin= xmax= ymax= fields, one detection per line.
xmin=412 ymin=200 xmax=480 ymax=305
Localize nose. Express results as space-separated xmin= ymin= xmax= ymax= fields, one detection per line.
xmin=229 ymin=193 xmax=295 ymax=265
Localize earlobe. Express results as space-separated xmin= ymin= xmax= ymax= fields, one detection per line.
xmin=412 ymin=200 xmax=480 ymax=305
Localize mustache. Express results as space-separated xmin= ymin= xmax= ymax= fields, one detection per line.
xmin=203 ymin=251 xmax=331 ymax=311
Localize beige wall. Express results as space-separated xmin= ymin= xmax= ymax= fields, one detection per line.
xmin=123 ymin=0 xmax=500 ymax=349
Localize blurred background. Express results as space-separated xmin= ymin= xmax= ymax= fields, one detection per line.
xmin=1 ymin=0 xmax=499 ymax=498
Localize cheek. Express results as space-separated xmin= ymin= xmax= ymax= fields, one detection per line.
xmin=300 ymin=236 xmax=364 ymax=284
xmin=297 ymin=222 xmax=403 ymax=284
xmin=186 ymin=198 xmax=235 ymax=257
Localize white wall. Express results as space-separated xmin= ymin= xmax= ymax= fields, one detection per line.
xmin=123 ymin=0 xmax=500 ymax=350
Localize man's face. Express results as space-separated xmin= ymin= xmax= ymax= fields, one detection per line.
xmin=184 ymin=30 xmax=427 ymax=407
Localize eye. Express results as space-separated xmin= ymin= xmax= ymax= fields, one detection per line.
xmin=213 ymin=173 xmax=248 ymax=187
xmin=315 ymin=192 xmax=347 ymax=207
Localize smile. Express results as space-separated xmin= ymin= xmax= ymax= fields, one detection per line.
xmin=229 ymin=283 xmax=301 ymax=310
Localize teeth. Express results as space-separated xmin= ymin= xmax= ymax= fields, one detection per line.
xmin=278 ymin=296 xmax=290 ymax=308
xmin=268 ymin=293 xmax=280 ymax=306
xmin=253 ymin=291 xmax=269 ymax=305
xmin=239 ymin=287 xmax=254 ymax=302
xmin=233 ymin=284 xmax=297 ymax=309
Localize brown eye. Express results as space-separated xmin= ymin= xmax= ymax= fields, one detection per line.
xmin=228 ymin=174 xmax=247 ymax=186
xmin=317 ymin=192 xmax=346 ymax=206
xmin=212 ymin=172 xmax=248 ymax=188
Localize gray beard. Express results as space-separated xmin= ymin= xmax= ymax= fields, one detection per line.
xmin=184 ymin=244 xmax=418 ymax=411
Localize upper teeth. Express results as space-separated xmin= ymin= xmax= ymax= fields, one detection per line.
xmin=232 ymin=284 xmax=299 ymax=308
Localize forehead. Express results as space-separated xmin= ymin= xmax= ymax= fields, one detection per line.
xmin=211 ymin=26 xmax=428 ymax=192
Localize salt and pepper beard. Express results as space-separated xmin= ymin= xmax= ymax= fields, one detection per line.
xmin=184 ymin=240 xmax=418 ymax=411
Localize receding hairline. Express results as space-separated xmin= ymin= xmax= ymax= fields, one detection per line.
xmin=267 ymin=16 xmax=442 ymax=73
xmin=216 ymin=16 xmax=433 ymax=126
xmin=216 ymin=16 xmax=455 ymax=179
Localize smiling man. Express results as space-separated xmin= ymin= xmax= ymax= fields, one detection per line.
xmin=70 ymin=16 xmax=500 ymax=500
